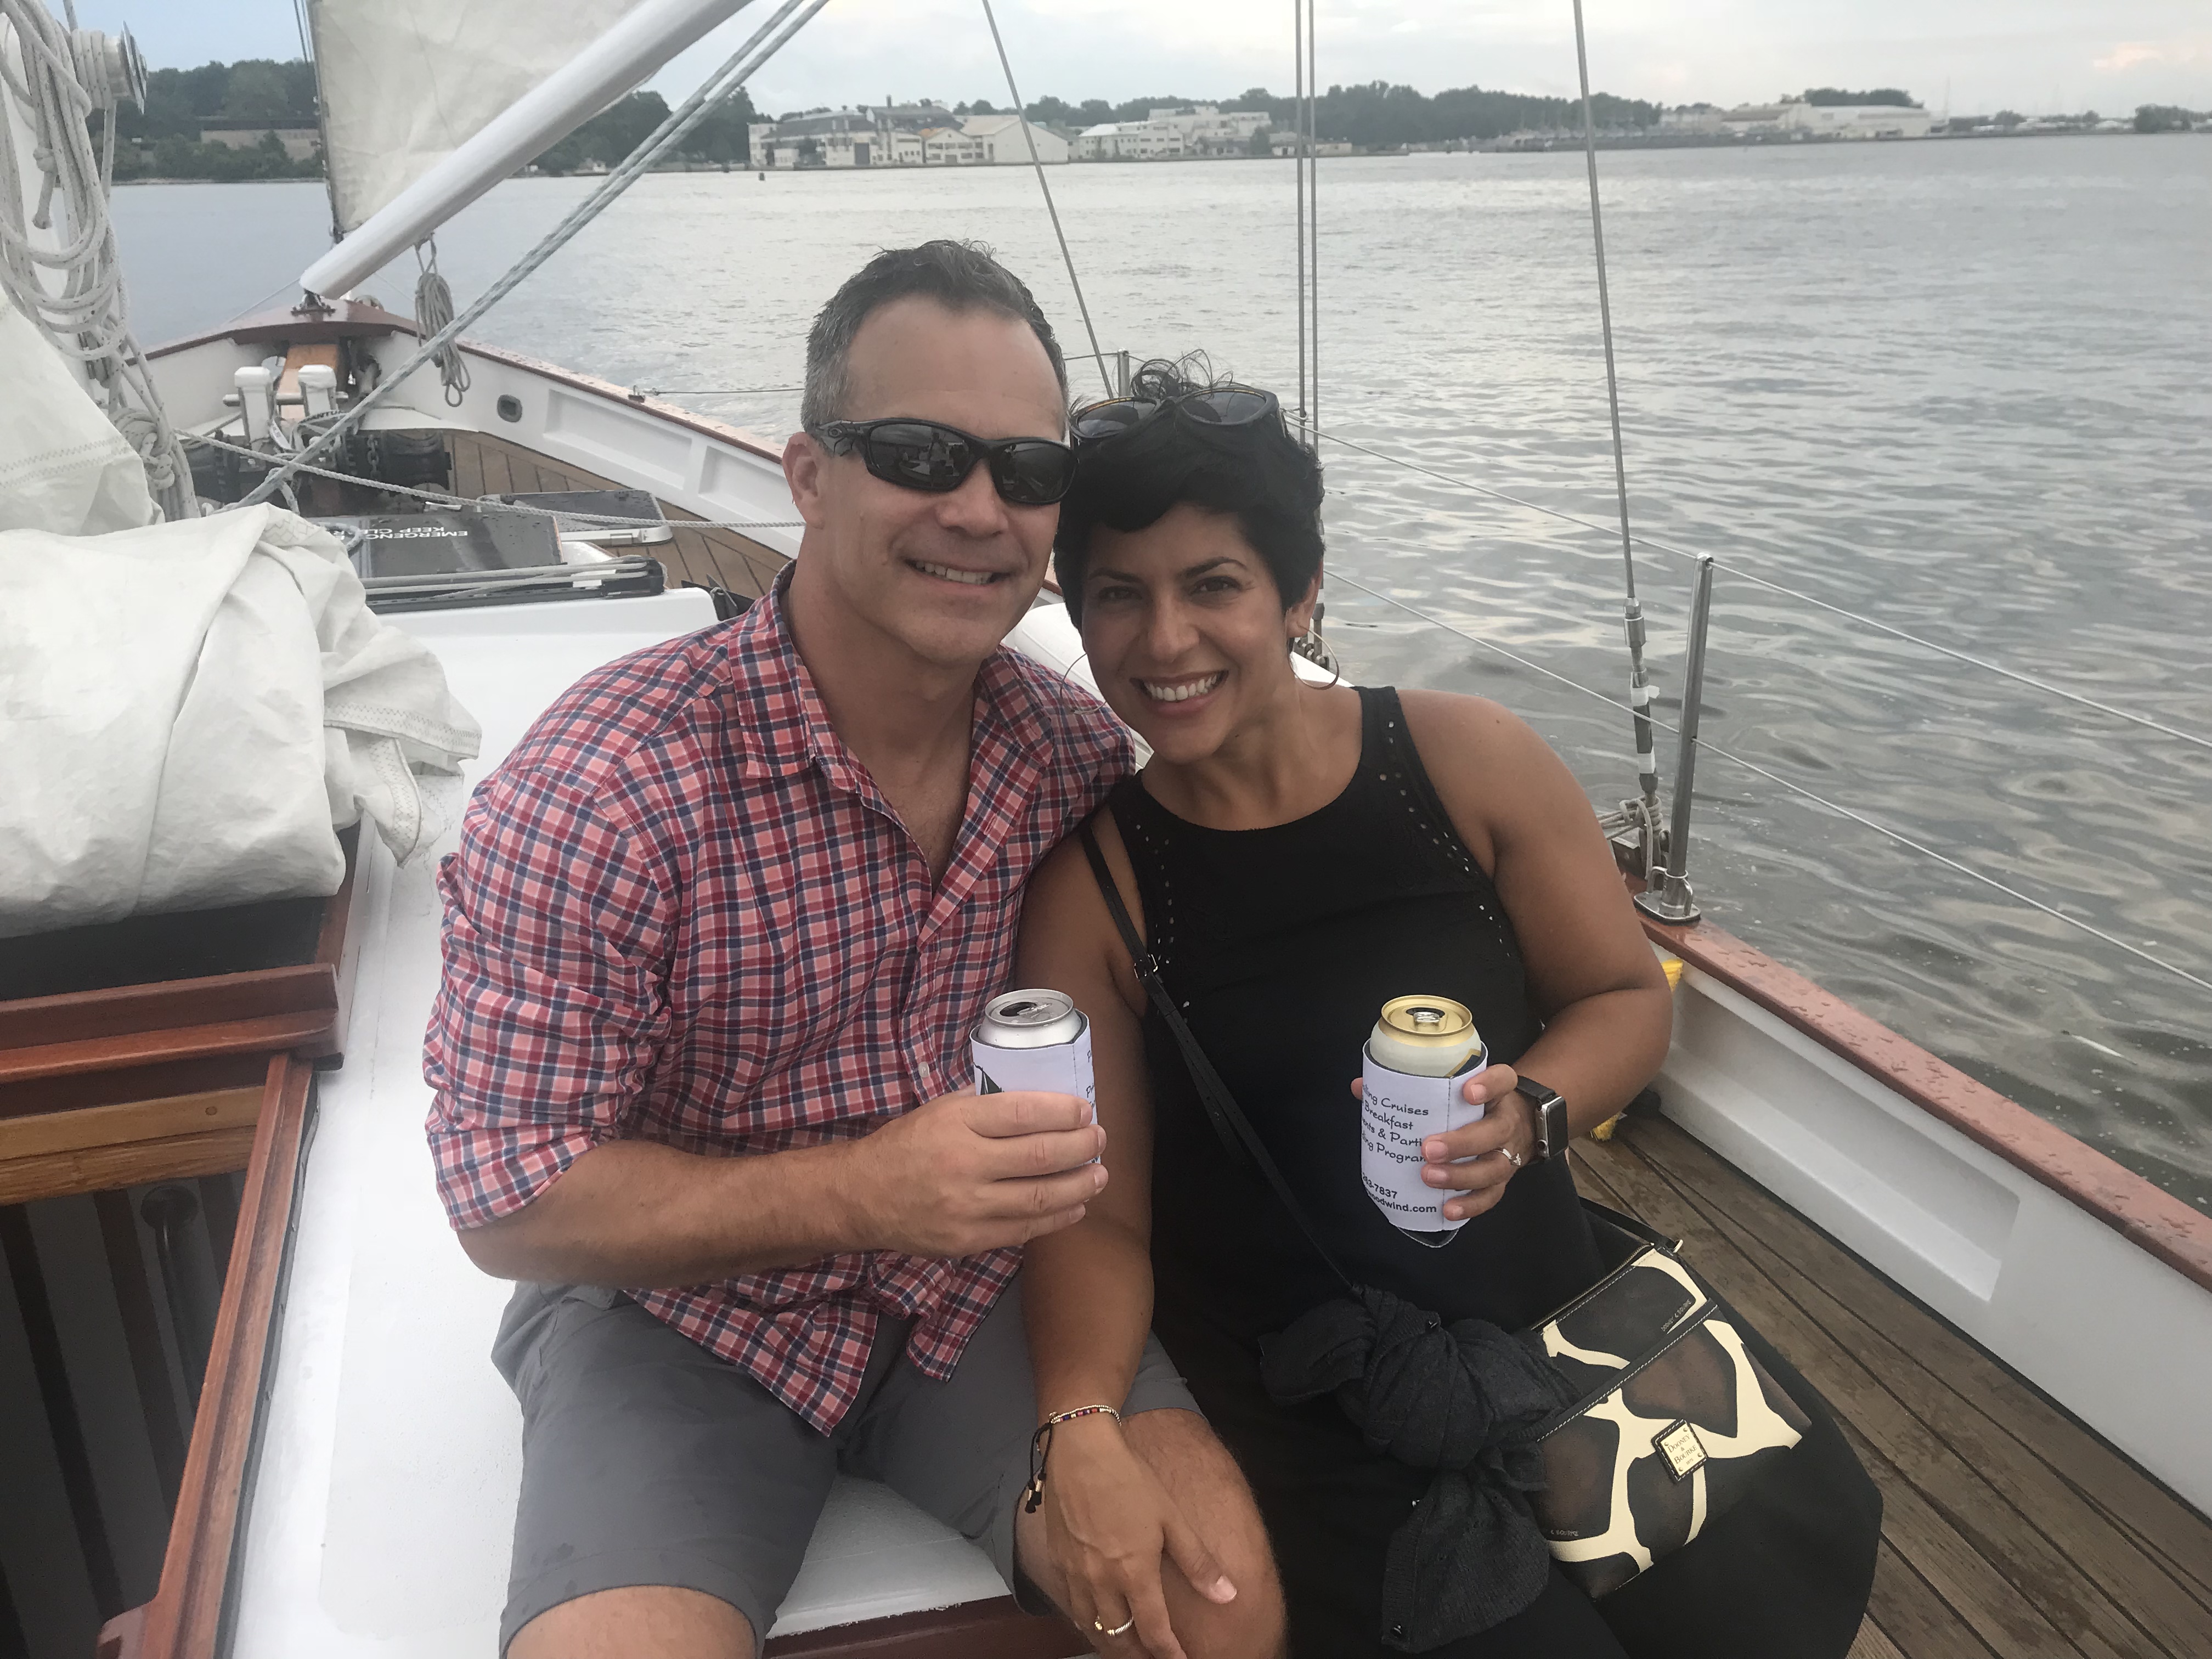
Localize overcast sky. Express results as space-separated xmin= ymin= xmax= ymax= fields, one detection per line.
xmin=71 ymin=1 xmax=2212 ymax=116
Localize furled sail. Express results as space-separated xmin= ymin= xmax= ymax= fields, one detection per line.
xmin=308 ymin=0 xmax=650 ymax=235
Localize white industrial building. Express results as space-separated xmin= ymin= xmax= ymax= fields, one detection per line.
xmin=1077 ymin=104 xmax=1272 ymax=161
xmin=1076 ymin=121 xmax=1186 ymax=160
xmin=748 ymin=106 xmax=1069 ymax=168
xmin=948 ymin=114 xmax=1070 ymax=165
xmin=1781 ymin=102 xmax=1933 ymax=138
xmin=1146 ymin=104 xmax=1271 ymax=153
xmin=1676 ymin=100 xmax=1932 ymax=139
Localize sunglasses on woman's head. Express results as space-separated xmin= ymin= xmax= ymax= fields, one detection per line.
xmin=809 ymin=418 xmax=1077 ymax=507
xmin=1070 ymin=385 xmax=1279 ymax=445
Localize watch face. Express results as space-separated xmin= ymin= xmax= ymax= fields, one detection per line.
xmin=1524 ymin=1086 xmax=1564 ymax=1158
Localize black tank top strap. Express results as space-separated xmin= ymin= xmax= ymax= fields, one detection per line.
xmin=1359 ymin=685 xmax=1511 ymax=926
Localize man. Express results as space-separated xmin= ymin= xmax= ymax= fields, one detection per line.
xmin=424 ymin=242 xmax=1283 ymax=1659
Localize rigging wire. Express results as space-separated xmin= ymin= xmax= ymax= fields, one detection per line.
xmin=1291 ymin=0 xmax=1309 ymax=444
xmin=1568 ymin=0 xmax=1637 ymax=607
xmin=1321 ymin=568 xmax=2212 ymax=997
xmin=1292 ymin=0 xmax=1307 ymax=437
xmin=1568 ymin=0 xmax=1659 ymax=807
xmin=238 ymin=0 xmax=831 ymax=507
xmin=979 ymin=0 xmax=1113 ymax=401
xmin=1296 ymin=419 xmax=2212 ymax=755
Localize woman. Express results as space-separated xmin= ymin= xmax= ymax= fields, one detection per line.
xmin=1015 ymin=364 xmax=1880 ymax=1658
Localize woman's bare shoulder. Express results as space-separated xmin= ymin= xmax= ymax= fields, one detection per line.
xmin=1393 ymin=687 xmax=1559 ymax=778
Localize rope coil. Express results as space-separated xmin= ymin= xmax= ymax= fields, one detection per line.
xmin=0 ymin=0 xmax=193 ymax=519
xmin=413 ymin=238 xmax=470 ymax=408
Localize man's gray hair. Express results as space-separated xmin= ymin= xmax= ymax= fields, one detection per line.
xmin=800 ymin=240 xmax=1069 ymax=433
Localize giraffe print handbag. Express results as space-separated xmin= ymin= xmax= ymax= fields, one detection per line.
xmin=1528 ymin=1211 xmax=1811 ymax=1597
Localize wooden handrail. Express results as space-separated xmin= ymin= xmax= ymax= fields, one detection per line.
xmin=0 ymin=963 xmax=337 ymax=1056
xmin=98 ymin=1053 xmax=317 ymax=1659
xmin=0 ymin=1001 xmax=338 ymax=1087
xmin=764 ymin=1599 xmax=1086 ymax=1658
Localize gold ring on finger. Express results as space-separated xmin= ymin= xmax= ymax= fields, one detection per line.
xmin=1094 ymin=1614 xmax=1137 ymax=1638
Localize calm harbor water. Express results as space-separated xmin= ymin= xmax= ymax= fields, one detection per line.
xmin=115 ymin=137 xmax=2212 ymax=1210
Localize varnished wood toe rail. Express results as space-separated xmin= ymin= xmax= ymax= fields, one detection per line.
xmin=95 ymin=1053 xmax=317 ymax=1659
xmin=764 ymin=1599 xmax=1088 ymax=1658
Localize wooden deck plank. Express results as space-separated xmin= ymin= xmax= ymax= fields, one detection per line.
xmin=667 ymin=527 xmax=716 ymax=590
xmin=690 ymin=525 xmax=784 ymax=598
xmin=1848 ymin=1612 xmax=1910 ymax=1659
xmin=1865 ymin=1540 xmax=1998 ymax=1659
xmin=449 ymin=433 xmax=484 ymax=500
xmin=1622 ymin=1117 xmax=2212 ymax=1614
xmin=476 ymin=439 xmax=515 ymax=496
xmin=1576 ymin=1135 xmax=2119 ymax=1659
xmin=441 ymin=431 xmax=792 ymax=602
xmin=1616 ymin=1120 xmax=2212 ymax=1656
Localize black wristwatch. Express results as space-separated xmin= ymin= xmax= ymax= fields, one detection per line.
xmin=1515 ymin=1079 xmax=1568 ymax=1163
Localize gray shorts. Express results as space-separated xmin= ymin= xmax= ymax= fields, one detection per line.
xmin=491 ymin=1274 xmax=1198 ymax=1654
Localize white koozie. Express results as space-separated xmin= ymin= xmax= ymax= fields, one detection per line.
xmin=972 ymin=1026 xmax=1097 ymax=1114
xmin=1361 ymin=1045 xmax=1487 ymax=1237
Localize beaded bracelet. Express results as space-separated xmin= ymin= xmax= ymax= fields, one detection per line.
xmin=1022 ymin=1404 xmax=1123 ymax=1513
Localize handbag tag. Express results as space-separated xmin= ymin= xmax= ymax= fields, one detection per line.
xmin=1653 ymin=1419 xmax=1708 ymax=1482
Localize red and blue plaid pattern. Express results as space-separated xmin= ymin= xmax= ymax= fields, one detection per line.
xmin=424 ymin=573 xmax=1128 ymax=1431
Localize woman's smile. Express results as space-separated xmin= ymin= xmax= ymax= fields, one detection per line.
xmin=1137 ymin=671 xmax=1227 ymax=707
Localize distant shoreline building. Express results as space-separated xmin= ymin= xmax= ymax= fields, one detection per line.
xmin=748 ymin=103 xmax=1069 ymax=168
xmin=1663 ymin=99 xmax=1933 ymax=139
xmin=1077 ymin=105 xmax=1271 ymax=161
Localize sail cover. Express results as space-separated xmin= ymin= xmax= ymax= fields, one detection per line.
xmin=309 ymin=0 xmax=650 ymax=235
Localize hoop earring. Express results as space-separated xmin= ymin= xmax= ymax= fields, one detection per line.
xmin=1290 ymin=622 xmax=1344 ymax=689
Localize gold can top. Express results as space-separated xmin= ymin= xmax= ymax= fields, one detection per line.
xmin=1377 ymin=994 xmax=1475 ymax=1047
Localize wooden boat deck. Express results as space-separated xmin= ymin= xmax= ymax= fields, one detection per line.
xmin=1573 ymin=1114 xmax=2212 ymax=1659
xmin=445 ymin=428 xmax=788 ymax=600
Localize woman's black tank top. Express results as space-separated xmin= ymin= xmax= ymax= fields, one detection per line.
xmin=1109 ymin=685 xmax=1601 ymax=1344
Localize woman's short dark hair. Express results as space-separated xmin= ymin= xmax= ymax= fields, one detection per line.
xmin=1054 ymin=359 xmax=1324 ymax=625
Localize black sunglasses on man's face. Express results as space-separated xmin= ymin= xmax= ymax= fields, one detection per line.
xmin=809 ymin=418 xmax=1077 ymax=507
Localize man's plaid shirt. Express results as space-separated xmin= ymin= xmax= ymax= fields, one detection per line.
xmin=424 ymin=573 xmax=1129 ymax=1432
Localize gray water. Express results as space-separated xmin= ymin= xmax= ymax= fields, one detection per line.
xmin=115 ymin=137 xmax=2212 ymax=1210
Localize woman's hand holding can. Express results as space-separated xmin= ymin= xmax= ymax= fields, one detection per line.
xmin=1346 ymin=1063 xmax=1533 ymax=1224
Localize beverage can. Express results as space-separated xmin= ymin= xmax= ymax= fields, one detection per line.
xmin=972 ymin=989 xmax=1096 ymax=1116
xmin=1360 ymin=995 xmax=1488 ymax=1243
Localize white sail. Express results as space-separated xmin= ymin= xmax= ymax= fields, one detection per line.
xmin=309 ymin=0 xmax=650 ymax=235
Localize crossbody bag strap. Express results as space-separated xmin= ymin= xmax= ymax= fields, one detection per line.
xmin=1077 ymin=820 xmax=1358 ymax=1293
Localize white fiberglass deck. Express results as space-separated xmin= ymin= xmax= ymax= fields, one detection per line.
xmin=228 ymin=590 xmax=1010 ymax=1656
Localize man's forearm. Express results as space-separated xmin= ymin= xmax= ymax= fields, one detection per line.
xmin=457 ymin=1138 xmax=862 ymax=1287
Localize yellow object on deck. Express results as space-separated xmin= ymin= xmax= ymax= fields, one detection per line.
xmin=1592 ymin=952 xmax=1686 ymax=1142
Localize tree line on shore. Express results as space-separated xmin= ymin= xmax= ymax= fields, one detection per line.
xmin=98 ymin=59 xmax=2210 ymax=183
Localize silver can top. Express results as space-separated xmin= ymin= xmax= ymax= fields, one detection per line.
xmin=977 ymin=989 xmax=1085 ymax=1049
